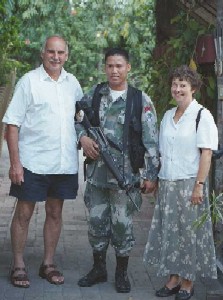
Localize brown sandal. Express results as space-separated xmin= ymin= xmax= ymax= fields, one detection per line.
xmin=10 ymin=267 xmax=30 ymax=288
xmin=39 ymin=263 xmax=64 ymax=285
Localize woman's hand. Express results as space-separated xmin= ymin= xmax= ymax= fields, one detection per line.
xmin=191 ymin=184 xmax=203 ymax=205
xmin=141 ymin=180 xmax=158 ymax=194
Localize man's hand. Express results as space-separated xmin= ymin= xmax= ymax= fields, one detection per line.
xmin=141 ymin=179 xmax=157 ymax=194
xmin=9 ymin=162 xmax=24 ymax=185
xmin=80 ymin=136 xmax=99 ymax=160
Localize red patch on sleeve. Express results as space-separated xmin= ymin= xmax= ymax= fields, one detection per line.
xmin=144 ymin=106 xmax=151 ymax=113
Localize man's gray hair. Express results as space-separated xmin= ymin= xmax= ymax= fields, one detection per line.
xmin=41 ymin=35 xmax=69 ymax=53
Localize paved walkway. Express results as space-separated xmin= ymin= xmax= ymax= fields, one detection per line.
xmin=0 ymin=140 xmax=223 ymax=300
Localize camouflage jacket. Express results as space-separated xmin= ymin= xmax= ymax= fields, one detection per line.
xmin=75 ymin=83 xmax=159 ymax=189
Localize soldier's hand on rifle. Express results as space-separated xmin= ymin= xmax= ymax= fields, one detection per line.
xmin=141 ymin=179 xmax=157 ymax=194
xmin=80 ymin=135 xmax=99 ymax=160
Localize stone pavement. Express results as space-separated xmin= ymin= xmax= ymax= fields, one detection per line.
xmin=0 ymin=140 xmax=223 ymax=300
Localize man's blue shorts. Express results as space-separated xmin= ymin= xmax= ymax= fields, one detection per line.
xmin=9 ymin=168 xmax=78 ymax=202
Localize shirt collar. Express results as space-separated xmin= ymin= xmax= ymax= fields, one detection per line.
xmin=99 ymin=82 xmax=128 ymax=102
xmin=184 ymin=99 xmax=199 ymax=115
xmin=172 ymin=99 xmax=199 ymax=117
xmin=39 ymin=64 xmax=68 ymax=82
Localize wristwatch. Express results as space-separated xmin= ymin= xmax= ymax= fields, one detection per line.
xmin=195 ymin=181 xmax=204 ymax=185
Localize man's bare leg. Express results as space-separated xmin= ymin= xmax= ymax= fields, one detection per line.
xmin=41 ymin=198 xmax=64 ymax=284
xmin=10 ymin=200 xmax=35 ymax=287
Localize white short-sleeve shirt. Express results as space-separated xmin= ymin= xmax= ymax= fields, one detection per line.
xmin=2 ymin=65 xmax=83 ymax=174
xmin=158 ymin=99 xmax=218 ymax=180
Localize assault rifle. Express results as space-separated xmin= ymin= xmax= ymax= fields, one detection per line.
xmin=76 ymin=101 xmax=140 ymax=211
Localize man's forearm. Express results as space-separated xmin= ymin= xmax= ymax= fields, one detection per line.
xmin=5 ymin=124 xmax=20 ymax=167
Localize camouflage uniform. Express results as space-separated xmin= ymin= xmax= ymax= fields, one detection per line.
xmin=76 ymin=83 xmax=159 ymax=256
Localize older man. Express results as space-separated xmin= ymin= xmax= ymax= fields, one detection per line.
xmin=3 ymin=35 xmax=83 ymax=287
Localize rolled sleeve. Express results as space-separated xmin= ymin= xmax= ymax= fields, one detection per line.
xmin=141 ymin=93 xmax=159 ymax=181
xmin=197 ymin=109 xmax=218 ymax=150
xmin=2 ymin=77 xmax=29 ymax=127
xmin=75 ymin=91 xmax=94 ymax=143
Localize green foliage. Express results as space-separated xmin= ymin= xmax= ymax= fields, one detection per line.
xmin=193 ymin=191 xmax=223 ymax=229
xmin=0 ymin=0 xmax=24 ymax=85
xmin=12 ymin=0 xmax=72 ymax=76
xmin=147 ymin=10 xmax=215 ymax=122
xmin=2 ymin=1 xmax=214 ymax=121
xmin=11 ymin=0 xmax=155 ymax=91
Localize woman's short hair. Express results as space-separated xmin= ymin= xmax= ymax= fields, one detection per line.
xmin=169 ymin=65 xmax=202 ymax=91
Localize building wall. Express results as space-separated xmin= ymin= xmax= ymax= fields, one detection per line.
xmin=215 ymin=0 xmax=223 ymax=193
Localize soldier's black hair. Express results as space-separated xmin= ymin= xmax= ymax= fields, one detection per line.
xmin=104 ymin=47 xmax=129 ymax=63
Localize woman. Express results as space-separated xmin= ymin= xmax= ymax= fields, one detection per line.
xmin=143 ymin=65 xmax=218 ymax=300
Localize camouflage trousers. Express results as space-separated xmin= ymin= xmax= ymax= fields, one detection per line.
xmin=84 ymin=182 xmax=141 ymax=256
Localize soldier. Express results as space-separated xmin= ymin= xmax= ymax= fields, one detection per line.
xmin=76 ymin=47 xmax=159 ymax=293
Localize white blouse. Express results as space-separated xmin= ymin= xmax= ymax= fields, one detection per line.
xmin=158 ymin=99 xmax=218 ymax=180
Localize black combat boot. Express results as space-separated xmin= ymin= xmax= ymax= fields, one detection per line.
xmin=78 ymin=251 xmax=107 ymax=287
xmin=115 ymin=256 xmax=131 ymax=293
